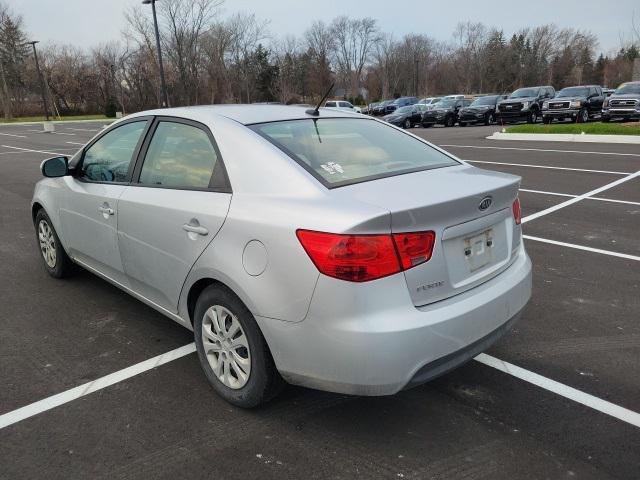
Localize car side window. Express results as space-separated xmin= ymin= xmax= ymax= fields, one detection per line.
xmin=138 ymin=121 xmax=218 ymax=189
xmin=80 ymin=121 xmax=147 ymax=183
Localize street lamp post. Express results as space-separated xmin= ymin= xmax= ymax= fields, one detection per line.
xmin=27 ymin=40 xmax=50 ymax=120
xmin=142 ymin=0 xmax=169 ymax=108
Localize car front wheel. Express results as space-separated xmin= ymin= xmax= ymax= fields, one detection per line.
xmin=403 ymin=118 xmax=411 ymax=129
xmin=34 ymin=209 xmax=74 ymax=278
xmin=576 ymin=108 xmax=589 ymax=123
xmin=194 ymin=284 xmax=283 ymax=408
xmin=445 ymin=115 xmax=455 ymax=127
xmin=485 ymin=113 xmax=495 ymax=126
xmin=527 ymin=110 xmax=538 ymax=124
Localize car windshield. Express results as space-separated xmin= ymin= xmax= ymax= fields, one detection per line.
xmin=557 ymin=87 xmax=589 ymax=97
xmin=470 ymin=96 xmax=498 ymax=106
xmin=250 ymin=118 xmax=458 ymax=187
xmin=395 ymin=106 xmax=413 ymax=114
xmin=615 ymin=83 xmax=640 ymax=95
xmin=510 ymin=88 xmax=540 ymax=98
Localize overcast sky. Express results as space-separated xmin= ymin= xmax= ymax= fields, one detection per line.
xmin=11 ymin=0 xmax=639 ymax=55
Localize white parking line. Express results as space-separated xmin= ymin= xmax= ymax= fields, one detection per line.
xmin=475 ymin=354 xmax=640 ymax=428
xmin=522 ymin=170 xmax=640 ymax=224
xmin=442 ymin=144 xmax=640 ymax=158
xmin=1 ymin=343 xmax=638 ymax=430
xmin=66 ymin=141 xmax=85 ymax=146
xmin=0 ymin=343 xmax=196 ymax=429
xmin=67 ymin=128 xmax=99 ymax=132
xmin=519 ymin=188 xmax=640 ymax=207
xmin=465 ymin=159 xmax=629 ymax=176
xmin=0 ymin=145 xmax=70 ymax=156
xmin=523 ymin=235 xmax=640 ymax=261
xmin=0 ymin=132 xmax=27 ymax=138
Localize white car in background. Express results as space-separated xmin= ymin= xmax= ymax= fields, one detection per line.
xmin=324 ymin=100 xmax=362 ymax=113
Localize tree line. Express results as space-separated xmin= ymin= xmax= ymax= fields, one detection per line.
xmin=1 ymin=0 xmax=639 ymax=119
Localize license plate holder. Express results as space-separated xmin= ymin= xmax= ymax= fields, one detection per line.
xmin=464 ymin=229 xmax=494 ymax=272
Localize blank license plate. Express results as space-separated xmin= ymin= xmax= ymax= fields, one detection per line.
xmin=464 ymin=230 xmax=494 ymax=271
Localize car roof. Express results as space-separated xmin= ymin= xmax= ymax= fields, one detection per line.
xmin=126 ymin=104 xmax=360 ymax=126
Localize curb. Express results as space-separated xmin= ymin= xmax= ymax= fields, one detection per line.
xmin=486 ymin=132 xmax=640 ymax=144
xmin=0 ymin=119 xmax=114 ymax=127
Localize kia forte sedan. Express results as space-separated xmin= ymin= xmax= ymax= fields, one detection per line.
xmin=32 ymin=105 xmax=532 ymax=407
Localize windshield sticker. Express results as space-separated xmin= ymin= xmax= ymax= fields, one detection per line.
xmin=320 ymin=162 xmax=344 ymax=174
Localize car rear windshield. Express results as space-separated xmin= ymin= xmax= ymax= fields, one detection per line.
xmin=250 ymin=118 xmax=459 ymax=188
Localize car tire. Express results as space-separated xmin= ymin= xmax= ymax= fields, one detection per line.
xmin=403 ymin=119 xmax=411 ymax=129
xmin=194 ymin=284 xmax=284 ymax=408
xmin=527 ymin=110 xmax=538 ymax=124
xmin=445 ymin=115 xmax=455 ymax=127
xmin=577 ymin=108 xmax=589 ymax=123
xmin=484 ymin=113 xmax=495 ymax=126
xmin=34 ymin=209 xmax=75 ymax=279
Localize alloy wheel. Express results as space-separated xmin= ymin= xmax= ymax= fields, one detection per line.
xmin=201 ymin=305 xmax=251 ymax=389
xmin=38 ymin=220 xmax=56 ymax=268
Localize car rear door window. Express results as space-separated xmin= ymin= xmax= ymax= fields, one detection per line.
xmin=251 ymin=118 xmax=459 ymax=188
xmin=138 ymin=121 xmax=217 ymax=189
xmin=80 ymin=121 xmax=147 ymax=183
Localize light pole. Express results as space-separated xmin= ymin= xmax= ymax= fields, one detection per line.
xmin=142 ymin=0 xmax=169 ymax=108
xmin=27 ymin=40 xmax=50 ymax=120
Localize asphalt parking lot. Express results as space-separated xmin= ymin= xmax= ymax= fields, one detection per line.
xmin=0 ymin=120 xmax=638 ymax=479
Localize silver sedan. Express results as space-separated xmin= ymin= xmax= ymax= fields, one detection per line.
xmin=32 ymin=105 xmax=532 ymax=407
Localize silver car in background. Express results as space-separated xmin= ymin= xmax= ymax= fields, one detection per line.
xmin=32 ymin=105 xmax=532 ymax=407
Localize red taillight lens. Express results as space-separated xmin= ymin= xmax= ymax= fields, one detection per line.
xmin=512 ymin=197 xmax=522 ymax=225
xmin=393 ymin=232 xmax=436 ymax=269
xmin=296 ymin=229 xmax=436 ymax=282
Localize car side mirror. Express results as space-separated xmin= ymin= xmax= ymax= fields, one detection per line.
xmin=41 ymin=156 xmax=69 ymax=178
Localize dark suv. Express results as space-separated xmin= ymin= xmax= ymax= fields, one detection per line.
xmin=542 ymin=85 xmax=604 ymax=123
xmin=421 ymin=98 xmax=472 ymax=127
xmin=496 ymin=86 xmax=555 ymax=124
xmin=385 ymin=96 xmax=418 ymax=114
xmin=602 ymin=81 xmax=640 ymax=122
xmin=458 ymin=95 xmax=508 ymax=126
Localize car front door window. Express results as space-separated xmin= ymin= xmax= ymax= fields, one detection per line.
xmin=80 ymin=121 xmax=147 ymax=183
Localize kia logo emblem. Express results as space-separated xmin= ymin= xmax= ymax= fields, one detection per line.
xmin=479 ymin=196 xmax=493 ymax=211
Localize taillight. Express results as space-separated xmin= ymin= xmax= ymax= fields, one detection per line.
xmin=393 ymin=232 xmax=435 ymax=269
xmin=512 ymin=197 xmax=522 ymax=225
xmin=296 ymin=229 xmax=435 ymax=282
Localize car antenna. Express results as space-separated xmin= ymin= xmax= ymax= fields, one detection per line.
xmin=306 ymin=82 xmax=335 ymax=117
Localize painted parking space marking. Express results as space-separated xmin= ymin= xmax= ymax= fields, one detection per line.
xmin=523 ymin=235 xmax=640 ymax=261
xmin=519 ymin=188 xmax=640 ymax=207
xmin=2 ymin=342 xmax=638 ymax=430
xmin=522 ymin=170 xmax=640 ymax=224
xmin=442 ymin=144 xmax=640 ymax=158
xmin=476 ymin=354 xmax=640 ymax=428
xmin=66 ymin=141 xmax=85 ymax=146
xmin=0 ymin=145 xmax=72 ymax=156
xmin=0 ymin=132 xmax=27 ymax=138
xmin=464 ymin=159 xmax=629 ymax=175
xmin=0 ymin=343 xmax=196 ymax=430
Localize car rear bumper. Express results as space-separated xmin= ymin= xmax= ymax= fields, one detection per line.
xmin=257 ymin=243 xmax=532 ymax=396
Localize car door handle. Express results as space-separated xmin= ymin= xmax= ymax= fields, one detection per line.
xmin=182 ymin=223 xmax=209 ymax=236
xmin=97 ymin=206 xmax=114 ymax=215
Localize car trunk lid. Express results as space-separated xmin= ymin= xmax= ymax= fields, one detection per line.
xmin=333 ymin=164 xmax=522 ymax=306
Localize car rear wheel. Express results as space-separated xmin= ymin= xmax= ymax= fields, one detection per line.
xmin=194 ymin=284 xmax=283 ymax=408
xmin=34 ymin=209 xmax=74 ymax=278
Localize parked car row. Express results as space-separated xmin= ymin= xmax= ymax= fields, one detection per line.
xmin=360 ymin=80 xmax=640 ymax=129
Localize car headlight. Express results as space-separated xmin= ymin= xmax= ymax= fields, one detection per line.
xmin=570 ymin=100 xmax=582 ymax=108
xmin=542 ymin=101 xmax=549 ymax=109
